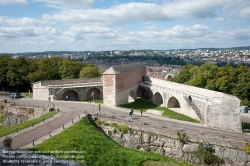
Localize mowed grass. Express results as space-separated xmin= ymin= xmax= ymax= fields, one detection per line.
xmin=120 ymin=99 xmax=199 ymax=123
xmin=31 ymin=117 xmax=192 ymax=166
xmin=21 ymin=92 xmax=33 ymax=98
xmin=0 ymin=111 xmax=57 ymax=137
xmin=87 ymin=99 xmax=103 ymax=104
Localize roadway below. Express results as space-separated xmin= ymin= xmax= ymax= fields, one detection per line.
xmin=0 ymin=97 xmax=249 ymax=149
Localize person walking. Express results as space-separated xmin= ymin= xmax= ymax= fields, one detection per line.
xmin=140 ymin=108 xmax=143 ymax=116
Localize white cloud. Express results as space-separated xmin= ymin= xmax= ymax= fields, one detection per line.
xmin=0 ymin=0 xmax=28 ymax=6
xmin=33 ymin=0 xmax=94 ymax=9
xmin=0 ymin=17 xmax=52 ymax=27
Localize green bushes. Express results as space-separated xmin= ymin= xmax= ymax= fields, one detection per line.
xmin=117 ymin=125 xmax=130 ymax=133
xmin=176 ymin=131 xmax=188 ymax=144
xmin=194 ymin=142 xmax=224 ymax=165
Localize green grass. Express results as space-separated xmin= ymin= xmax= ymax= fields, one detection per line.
xmin=120 ymin=99 xmax=199 ymax=123
xmin=31 ymin=117 xmax=192 ymax=166
xmin=85 ymin=99 xmax=103 ymax=104
xmin=0 ymin=111 xmax=57 ymax=137
xmin=21 ymin=92 xmax=33 ymax=98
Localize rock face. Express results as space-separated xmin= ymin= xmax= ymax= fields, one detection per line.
xmin=98 ymin=119 xmax=250 ymax=166
xmin=2 ymin=106 xmax=49 ymax=127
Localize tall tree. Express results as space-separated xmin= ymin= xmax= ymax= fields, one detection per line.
xmin=79 ymin=67 xmax=101 ymax=78
xmin=6 ymin=57 xmax=30 ymax=90
xmin=59 ymin=59 xmax=86 ymax=79
xmin=0 ymin=55 xmax=14 ymax=89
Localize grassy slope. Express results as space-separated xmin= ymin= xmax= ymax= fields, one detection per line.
xmin=0 ymin=111 xmax=57 ymax=137
xmin=31 ymin=117 xmax=192 ymax=166
xmin=120 ymin=99 xmax=199 ymax=123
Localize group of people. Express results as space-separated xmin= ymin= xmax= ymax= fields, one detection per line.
xmin=129 ymin=108 xmax=143 ymax=119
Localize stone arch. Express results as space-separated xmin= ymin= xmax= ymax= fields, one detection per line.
xmin=62 ymin=90 xmax=79 ymax=101
xmin=128 ymin=90 xmax=135 ymax=103
xmin=85 ymin=87 xmax=102 ymax=100
xmin=167 ymin=96 xmax=181 ymax=108
xmin=165 ymin=74 xmax=173 ymax=80
xmin=153 ymin=92 xmax=163 ymax=105
xmin=137 ymin=87 xmax=150 ymax=101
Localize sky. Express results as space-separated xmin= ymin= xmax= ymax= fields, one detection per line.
xmin=0 ymin=0 xmax=250 ymax=53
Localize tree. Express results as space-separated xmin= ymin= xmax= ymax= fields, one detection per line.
xmin=6 ymin=57 xmax=30 ymax=90
xmin=79 ymin=67 xmax=101 ymax=78
xmin=0 ymin=55 xmax=14 ymax=88
xmin=59 ymin=59 xmax=86 ymax=79
xmin=28 ymin=57 xmax=62 ymax=83
xmin=171 ymin=64 xmax=195 ymax=83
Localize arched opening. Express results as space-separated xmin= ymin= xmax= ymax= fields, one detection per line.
xmin=86 ymin=88 xmax=102 ymax=100
xmin=167 ymin=96 xmax=180 ymax=108
xmin=62 ymin=90 xmax=79 ymax=101
xmin=153 ymin=92 xmax=163 ymax=105
xmin=128 ymin=90 xmax=135 ymax=103
xmin=137 ymin=87 xmax=150 ymax=101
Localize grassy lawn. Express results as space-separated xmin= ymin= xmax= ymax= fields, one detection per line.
xmin=31 ymin=117 xmax=192 ymax=166
xmin=86 ymin=99 xmax=103 ymax=104
xmin=0 ymin=111 xmax=57 ymax=137
xmin=21 ymin=92 xmax=33 ymax=98
xmin=120 ymin=99 xmax=199 ymax=123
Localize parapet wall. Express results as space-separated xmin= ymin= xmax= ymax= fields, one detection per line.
xmin=96 ymin=117 xmax=250 ymax=166
xmin=40 ymin=78 xmax=102 ymax=86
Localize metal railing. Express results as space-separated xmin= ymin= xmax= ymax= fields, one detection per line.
xmin=140 ymin=81 xmax=214 ymax=104
xmin=21 ymin=112 xmax=86 ymax=149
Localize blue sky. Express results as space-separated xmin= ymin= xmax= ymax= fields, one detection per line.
xmin=0 ymin=0 xmax=250 ymax=53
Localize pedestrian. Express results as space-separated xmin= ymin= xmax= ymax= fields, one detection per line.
xmin=140 ymin=108 xmax=143 ymax=116
xmin=188 ymin=95 xmax=192 ymax=102
xmin=129 ymin=110 xmax=133 ymax=119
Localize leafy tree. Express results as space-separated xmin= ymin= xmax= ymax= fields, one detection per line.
xmin=28 ymin=57 xmax=62 ymax=83
xmin=59 ymin=59 xmax=86 ymax=79
xmin=79 ymin=67 xmax=101 ymax=78
xmin=171 ymin=64 xmax=195 ymax=83
xmin=0 ymin=55 xmax=14 ymax=88
xmin=6 ymin=57 xmax=30 ymax=90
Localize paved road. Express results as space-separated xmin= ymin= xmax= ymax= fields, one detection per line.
xmin=0 ymin=97 xmax=249 ymax=149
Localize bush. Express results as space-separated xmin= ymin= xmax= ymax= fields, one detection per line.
xmin=176 ymin=131 xmax=188 ymax=144
xmin=195 ymin=142 xmax=224 ymax=165
xmin=243 ymin=141 xmax=250 ymax=154
xmin=3 ymin=137 xmax=12 ymax=149
xmin=117 ymin=125 xmax=130 ymax=133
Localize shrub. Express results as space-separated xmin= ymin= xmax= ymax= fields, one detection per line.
xmin=176 ymin=131 xmax=188 ymax=144
xmin=110 ymin=123 xmax=118 ymax=128
xmin=243 ymin=141 xmax=250 ymax=154
xmin=117 ymin=125 xmax=130 ymax=133
xmin=195 ymin=142 xmax=224 ymax=165
xmin=3 ymin=137 xmax=12 ymax=149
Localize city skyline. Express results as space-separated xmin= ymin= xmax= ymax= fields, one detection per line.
xmin=0 ymin=0 xmax=250 ymax=53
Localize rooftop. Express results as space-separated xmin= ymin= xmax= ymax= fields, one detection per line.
xmin=103 ymin=62 xmax=146 ymax=75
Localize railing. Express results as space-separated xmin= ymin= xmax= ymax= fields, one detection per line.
xmin=21 ymin=112 xmax=86 ymax=149
xmin=10 ymin=102 xmax=50 ymax=108
xmin=140 ymin=81 xmax=214 ymax=104
xmin=183 ymin=94 xmax=203 ymax=120
xmin=48 ymin=82 xmax=103 ymax=88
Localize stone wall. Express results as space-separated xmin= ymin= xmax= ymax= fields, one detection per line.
xmin=96 ymin=117 xmax=250 ymax=166
xmin=3 ymin=106 xmax=49 ymax=127
xmin=40 ymin=78 xmax=101 ymax=86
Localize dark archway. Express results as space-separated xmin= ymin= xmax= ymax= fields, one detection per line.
xmin=167 ymin=96 xmax=180 ymax=108
xmin=137 ymin=87 xmax=150 ymax=101
xmin=62 ymin=90 xmax=79 ymax=101
xmin=128 ymin=90 xmax=135 ymax=103
xmin=153 ymin=92 xmax=163 ymax=105
xmin=86 ymin=88 xmax=102 ymax=100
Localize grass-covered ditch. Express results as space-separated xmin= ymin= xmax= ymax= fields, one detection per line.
xmin=0 ymin=111 xmax=57 ymax=137
xmin=120 ymin=99 xmax=199 ymax=123
xmin=31 ymin=117 xmax=192 ymax=166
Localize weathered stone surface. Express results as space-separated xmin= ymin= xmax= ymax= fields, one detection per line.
xmin=183 ymin=143 xmax=198 ymax=152
xmin=164 ymin=139 xmax=175 ymax=147
xmin=142 ymin=133 xmax=150 ymax=143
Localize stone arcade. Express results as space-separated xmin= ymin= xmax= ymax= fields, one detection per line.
xmin=33 ymin=63 xmax=241 ymax=132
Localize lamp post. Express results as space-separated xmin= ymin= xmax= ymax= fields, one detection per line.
xmin=91 ymin=91 xmax=94 ymax=115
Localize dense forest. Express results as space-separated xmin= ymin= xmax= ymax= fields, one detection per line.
xmin=0 ymin=55 xmax=100 ymax=92
xmin=171 ymin=63 xmax=250 ymax=107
